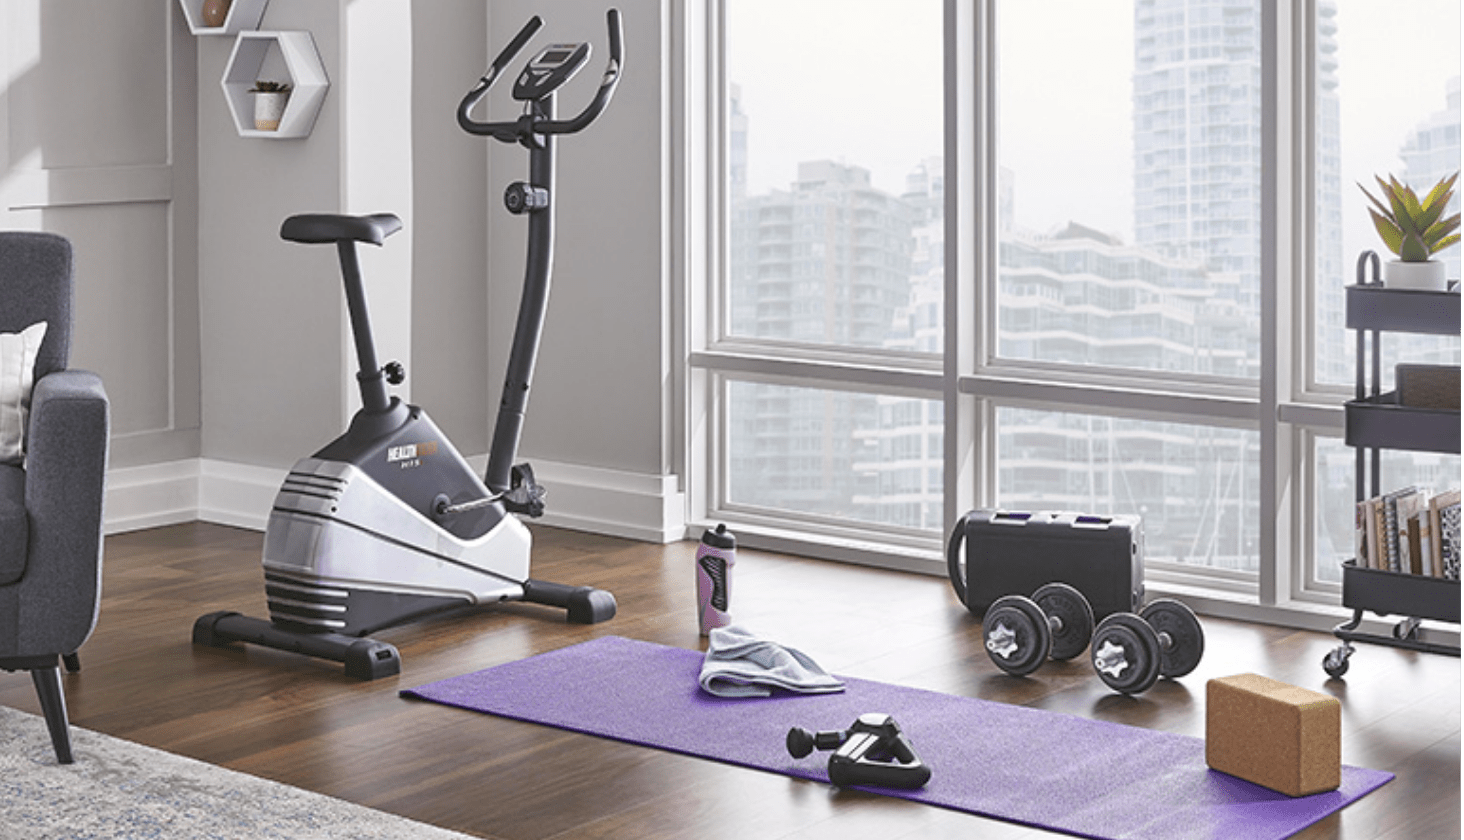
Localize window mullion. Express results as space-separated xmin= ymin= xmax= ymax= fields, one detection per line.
xmin=943 ymin=0 xmax=989 ymax=529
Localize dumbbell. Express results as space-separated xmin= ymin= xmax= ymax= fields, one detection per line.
xmin=1089 ymin=599 xmax=1204 ymax=695
xmin=983 ymin=583 xmax=1095 ymax=676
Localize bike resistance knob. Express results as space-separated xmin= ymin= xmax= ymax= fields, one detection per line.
xmin=504 ymin=182 xmax=550 ymax=214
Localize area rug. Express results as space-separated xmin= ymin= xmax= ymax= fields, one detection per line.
xmin=403 ymin=635 xmax=1392 ymax=840
xmin=0 ymin=705 xmax=475 ymax=840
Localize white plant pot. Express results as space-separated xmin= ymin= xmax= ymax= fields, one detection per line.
xmin=252 ymin=92 xmax=289 ymax=132
xmin=1382 ymin=259 xmax=1448 ymax=290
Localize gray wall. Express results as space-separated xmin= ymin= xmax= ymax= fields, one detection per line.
xmin=0 ymin=1 xmax=202 ymax=470
xmin=196 ymin=3 xmax=346 ymax=466
xmin=193 ymin=1 xmax=496 ymax=468
xmin=410 ymin=0 xmax=491 ymax=455
xmin=485 ymin=0 xmax=673 ymax=478
xmin=2 ymin=0 xmax=675 ymax=519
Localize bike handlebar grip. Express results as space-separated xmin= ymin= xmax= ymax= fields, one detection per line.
xmin=457 ymin=15 xmax=544 ymax=136
xmin=495 ymin=15 xmax=544 ymax=78
xmin=461 ymin=9 xmax=623 ymax=140
xmin=539 ymin=8 xmax=624 ymax=136
xmin=607 ymin=8 xmax=623 ymax=64
xmin=456 ymin=81 xmax=489 ymax=132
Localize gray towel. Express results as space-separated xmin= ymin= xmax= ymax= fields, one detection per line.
xmin=698 ymin=625 xmax=845 ymax=698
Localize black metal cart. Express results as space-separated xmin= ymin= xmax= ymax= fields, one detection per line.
xmin=1323 ymin=254 xmax=1461 ymax=678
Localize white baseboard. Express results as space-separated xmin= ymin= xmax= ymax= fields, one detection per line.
xmin=103 ymin=460 xmax=201 ymax=534
xmin=103 ymin=457 xmax=684 ymax=544
xmin=197 ymin=460 xmax=286 ymax=531
xmin=527 ymin=458 xmax=685 ymax=544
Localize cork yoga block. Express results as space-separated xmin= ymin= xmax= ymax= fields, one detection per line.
xmin=1206 ymin=673 xmax=1341 ymax=797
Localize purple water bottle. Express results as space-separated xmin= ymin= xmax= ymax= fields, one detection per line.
xmin=696 ymin=523 xmax=737 ymax=635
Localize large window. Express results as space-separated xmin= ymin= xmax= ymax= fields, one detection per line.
xmin=991 ymin=0 xmax=1265 ymax=579
xmin=998 ymin=0 xmax=1260 ymax=380
xmin=1311 ymin=0 xmax=1461 ymax=390
xmin=995 ymin=407 xmax=1260 ymax=575
xmin=725 ymin=382 xmax=943 ymax=531
xmin=717 ymin=0 xmax=943 ymax=535
xmin=1304 ymin=0 xmax=1461 ymax=595
xmin=691 ymin=1 xmax=1462 ymax=621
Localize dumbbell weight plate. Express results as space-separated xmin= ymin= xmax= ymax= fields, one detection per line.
xmin=983 ymin=595 xmax=1051 ymax=677
xmin=1033 ymin=582 xmax=1094 ymax=661
xmin=1090 ymin=613 xmax=1162 ymax=695
xmin=1139 ymin=598 xmax=1205 ymax=679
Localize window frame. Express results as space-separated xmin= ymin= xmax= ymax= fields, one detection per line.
xmin=684 ymin=0 xmax=1451 ymax=630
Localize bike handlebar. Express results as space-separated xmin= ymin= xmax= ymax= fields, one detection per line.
xmin=457 ymin=9 xmax=623 ymax=142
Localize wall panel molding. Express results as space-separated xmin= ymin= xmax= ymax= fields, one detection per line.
xmin=3 ymin=164 xmax=173 ymax=210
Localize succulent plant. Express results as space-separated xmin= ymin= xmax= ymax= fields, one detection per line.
xmin=1358 ymin=172 xmax=1461 ymax=262
xmin=249 ymin=80 xmax=293 ymax=94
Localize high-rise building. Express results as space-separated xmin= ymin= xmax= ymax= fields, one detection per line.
xmin=1132 ymin=0 xmax=1341 ymax=381
xmin=999 ymin=222 xmax=1248 ymax=376
xmin=729 ymin=83 xmax=749 ymax=201
xmin=727 ymin=160 xmax=916 ymax=521
xmin=992 ymin=223 xmax=1258 ymax=568
xmin=726 ymin=1 xmax=1410 ymax=561
xmin=850 ymin=159 xmax=946 ymax=530
xmin=963 ymin=0 xmax=1291 ymax=568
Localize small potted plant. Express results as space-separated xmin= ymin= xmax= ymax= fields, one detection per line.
xmin=1358 ymin=171 xmax=1461 ymax=289
xmin=249 ymin=80 xmax=292 ymax=132
xmin=201 ymin=0 xmax=233 ymax=28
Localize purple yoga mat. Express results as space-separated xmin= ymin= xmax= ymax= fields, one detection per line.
xmin=402 ymin=636 xmax=1391 ymax=840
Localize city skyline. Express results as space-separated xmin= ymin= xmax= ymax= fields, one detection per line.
xmin=724 ymin=0 xmax=1459 ymax=573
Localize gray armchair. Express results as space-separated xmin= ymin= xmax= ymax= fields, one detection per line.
xmin=0 ymin=232 xmax=109 ymax=764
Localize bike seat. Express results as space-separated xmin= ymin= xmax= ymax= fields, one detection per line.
xmin=281 ymin=213 xmax=403 ymax=246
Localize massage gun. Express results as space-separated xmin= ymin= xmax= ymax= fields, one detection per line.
xmin=786 ymin=712 xmax=931 ymax=790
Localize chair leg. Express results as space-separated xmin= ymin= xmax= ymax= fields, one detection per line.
xmin=62 ymin=652 xmax=80 ymax=673
xmin=31 ymin=665 xmax=73 ymax=764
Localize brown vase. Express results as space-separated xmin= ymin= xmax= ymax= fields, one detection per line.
xmin=201 ymin=0 xmax=232 ymax=28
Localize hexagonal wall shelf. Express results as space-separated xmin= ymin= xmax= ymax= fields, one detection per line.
xmin=178 ymin=0 xmax=269 ymax=35
xmin=221 ymin=31 xmax=329 ymax=139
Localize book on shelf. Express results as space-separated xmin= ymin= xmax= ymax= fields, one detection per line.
xmin=1397 ymin=490 xmax=1425 ymax=575
xmin=1438 ymin=490 xmax=1461 ymax=580
xmin=1359 ymin=492 xmax=1393 ymax=570
xmin=1354 ymin=487 xmax=1460 ymax=579
xmin=1428 ymin=491 xmax=1449 ymax=577
xmin=1417 ymin=505 xmax=1435 ymax=577
xmin=1406 ymin=510 xmax=1425 ymax=575
xmin=1355 ymin=498 xmax=1373 ymax=569
xmin=1381 ymin=486 xmax=1416 ymax=573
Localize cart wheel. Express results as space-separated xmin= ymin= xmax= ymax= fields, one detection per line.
xmin=1322 ymin=646 xmax=1351 ymax=679
xmin=1392 ymin=617 xmax=1421 ymax=641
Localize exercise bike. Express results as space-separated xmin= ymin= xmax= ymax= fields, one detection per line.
xmin=194 ymin=9 xmax=625 ymax=680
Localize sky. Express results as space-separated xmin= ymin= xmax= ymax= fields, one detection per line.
xmin=726 ymin=0 xmax=944 ymax=197
xmin=728 ymin=0 xmax=1462 ymax=250
xmin=1332 ymin=0 xmax=1462 ymax=261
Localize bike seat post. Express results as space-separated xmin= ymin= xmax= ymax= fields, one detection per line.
xmin=336 ymin=239 xmax=391 ymax=414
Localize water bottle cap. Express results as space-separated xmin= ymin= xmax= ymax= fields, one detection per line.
xmin=701 ymin=522 xmax=736 ymax=550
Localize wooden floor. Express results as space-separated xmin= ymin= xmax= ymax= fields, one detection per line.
xmin=0 ymin=522 xmax=1457 ymax=840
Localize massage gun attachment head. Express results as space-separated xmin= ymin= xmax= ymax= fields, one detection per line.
xmin=786 ymin=725 xmax=847 ymax=759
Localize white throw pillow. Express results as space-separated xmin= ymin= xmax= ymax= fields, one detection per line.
xmin=0 ymin=321 xmax=48 ymax=466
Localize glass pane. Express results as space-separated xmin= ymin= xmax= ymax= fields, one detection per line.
xmin=997 ymin=0 xmax=1261 ymax=379
xmin=726 ymin=380 xmax=942 ymax=530
xmin=1313 ymin=437 xmax=1460 ymax=585
xmin=1313 ymin=0 xmax=1461 ymax=387
xmin=994 ymin=407 xmax=1260 ymax=573
xmin=725 ymin=0 xmax=943 ymax=352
